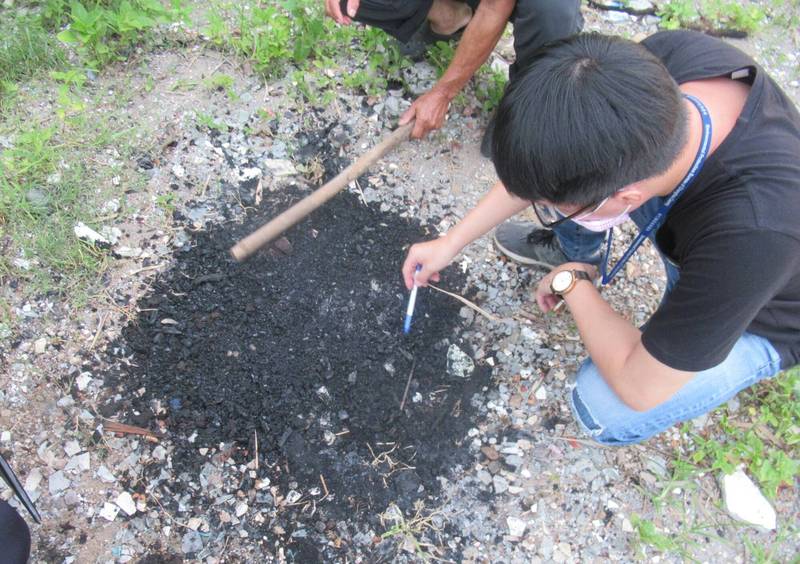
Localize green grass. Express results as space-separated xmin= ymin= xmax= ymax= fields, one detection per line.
xmin=658 ymin=0 xmax=766 ymax=34
xmin=0 ymin=9 xmax=68 ymax=87
xmin=634 ymin=366 xmax=800 ymax=559
xmin=0 ymin=96 xmax=141 ymax=298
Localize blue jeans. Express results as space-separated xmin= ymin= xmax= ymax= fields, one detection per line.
xmin=550 ymin=200 xmax=783 ymax=445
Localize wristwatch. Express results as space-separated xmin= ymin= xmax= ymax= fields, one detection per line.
xmin=550 ymin=269 xmax=592 ymax=296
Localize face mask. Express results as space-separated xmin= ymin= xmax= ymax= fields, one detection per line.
xmin=569 ymin=198 xmax=632 ymax=232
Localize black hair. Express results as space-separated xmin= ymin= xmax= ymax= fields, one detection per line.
xmin=492 ymin=33 xmax=689 ymax=205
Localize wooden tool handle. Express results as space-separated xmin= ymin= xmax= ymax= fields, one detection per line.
xmin=230 ymin=121 xmax=414 ymax=262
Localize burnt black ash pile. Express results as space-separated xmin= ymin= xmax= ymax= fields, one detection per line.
xmin=98 ymin=189 xmax=489 ymax=559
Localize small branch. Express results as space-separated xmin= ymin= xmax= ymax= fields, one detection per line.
xmin=427 ymin=284 xmax=501 ymax=322
xmin=399 ymin=359 xmax=417 ymax=412
xmin=104 ymin=420 xmax=164 ymax=440
xmin=89 ymin=311 xmax=110 ymax=350
xmin=254 ymin=430 xmax=259 ymax=471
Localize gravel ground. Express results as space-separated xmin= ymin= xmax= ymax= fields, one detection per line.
xmin=1 ymin=2 xmax=798 ymax=562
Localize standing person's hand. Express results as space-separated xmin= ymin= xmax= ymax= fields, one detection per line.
xmin=399 ymin=86 xmax=452 ymax=139
xmin=402 ymin=237 xmax=460 ymax=289
xmin=325 ymin=0 xmax=359 ymax=24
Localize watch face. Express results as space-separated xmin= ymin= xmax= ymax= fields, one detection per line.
xmin=552 ymin=270 xmax=573 ymax=293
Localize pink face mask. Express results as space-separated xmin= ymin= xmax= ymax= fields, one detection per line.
xmin=556 ymin=197 xmax=632 ymax=232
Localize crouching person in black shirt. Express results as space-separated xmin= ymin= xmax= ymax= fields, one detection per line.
xmin=324 ymin=1 xmax=582 ymax=143
xmin=402 ymin=31 xmax=800 ymax=444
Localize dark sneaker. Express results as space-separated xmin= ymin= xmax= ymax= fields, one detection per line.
xmin=492 ymin=221 xmax=569 ymax=268
xmin=398 ymin=20 xmax=469 ymax=61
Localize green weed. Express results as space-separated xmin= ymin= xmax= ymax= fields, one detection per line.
xmin=0 ymin=95 xmax=139 ymax=300
xmin=203 ymin=73 xmax=237 ymax=100
xmin=475 ymin=66 xmax=508 ymax=113
xmin=203 ymin=0 xmax=408 ymax=102
xmin=54 ymin=0 xmax=189 ymax=68
xmin=195 ymin=112 xmax=227 ymax=132
xmin=658 ymin=0 xmax=765 ymax=34
xmin=682 ymin=367 xmax=800 ymax=498
xmin=426 ymin=41 xmax=457 ymax=78
xmin=0 ymin=9 xmax=67 ymax=86
xmin=155 ymin=191 xmax=175 ymax=214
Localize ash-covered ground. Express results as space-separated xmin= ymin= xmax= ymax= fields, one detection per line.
xmin=97 ymin=189 xmax=490 ymax=561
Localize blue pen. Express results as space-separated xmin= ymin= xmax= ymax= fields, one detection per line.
xmin=403 ymin=265 xmax=422 ymax=334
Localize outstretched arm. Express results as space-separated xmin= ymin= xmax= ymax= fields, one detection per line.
xmin=399 ymin=0 xmax=515 ymax=138
xmin=402 ymin=180 xmax=530 ymax=288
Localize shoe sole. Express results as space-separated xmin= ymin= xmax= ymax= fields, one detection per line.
xmin=492 ymin=233 xmax=557 ymax=270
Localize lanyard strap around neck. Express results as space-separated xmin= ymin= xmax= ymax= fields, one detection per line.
xmin=600 ymin=94 xmax=713 ymax=285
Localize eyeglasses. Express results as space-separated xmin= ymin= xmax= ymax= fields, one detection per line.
xmin=532 ymin=198 xmax=607 ymax=229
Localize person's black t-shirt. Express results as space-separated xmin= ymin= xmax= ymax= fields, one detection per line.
xmin=638 ymin=31 xmax=800 ymax=371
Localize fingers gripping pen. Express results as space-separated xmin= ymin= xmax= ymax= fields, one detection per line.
xmin=403 ymin=265 xmax=422 ymax=334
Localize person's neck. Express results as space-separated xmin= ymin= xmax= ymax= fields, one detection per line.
xmin=651 ymin=97 xmax=705 ymax=198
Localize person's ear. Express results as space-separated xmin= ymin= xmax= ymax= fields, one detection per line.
xmin=614 ymin=184 xmax=646 ymax=207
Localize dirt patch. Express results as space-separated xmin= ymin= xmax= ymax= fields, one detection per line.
xmin=96 ymin=188 xmax=490 ymax=558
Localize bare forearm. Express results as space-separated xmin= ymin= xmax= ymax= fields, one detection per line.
xmin=436 ymin=0 xmax=514 ymax=98
xmin=565 ymin=283 xmax=641 ymax=384
xmin=563 ymin=281 xmax=693 ymax=411
xmin=444 ymin=181 xmax=530 ymax=252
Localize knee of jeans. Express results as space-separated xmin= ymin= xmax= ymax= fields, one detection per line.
xmin=570 ymin=368 xmax=650 ymax=446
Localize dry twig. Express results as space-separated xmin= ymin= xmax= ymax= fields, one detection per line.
xmin=399 ymin=358 xmax=416 ymax=411
xmin=427 ymin=284 xmax=501 ymax=322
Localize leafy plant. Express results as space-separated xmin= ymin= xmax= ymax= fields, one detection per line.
xmin=195 ymin=112 xmax=227 ymax=132
xmin=56 ymin=0 xmax=188 ymax=67
xmin=203 ymin=73 xmax=237 ymax=100
xmin=682 ymin=367 xmax=800 ymax=498
xmin=0 ymin=10 xmax=67 ymax=86
xmin=658 ymin=0 xmax=765 ymax=34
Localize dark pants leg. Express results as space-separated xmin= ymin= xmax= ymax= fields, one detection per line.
xmin=509 ymin=0 xmax=583 ymax=77
xmin=0 ymin=500 xmax=31 ymax=563
xmin=343 ymin=0 xmax=581 ymax=55
xmin=341 ymin=0 xmax=434 ymax=42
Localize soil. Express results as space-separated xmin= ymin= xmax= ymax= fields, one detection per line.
xmin=96 ymin=187 xmax=490 ymax=560
xmin=2 ymin=3 xmax=798 ymax=562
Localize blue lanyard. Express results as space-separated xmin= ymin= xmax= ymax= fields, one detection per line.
xmin=600 ymin=94 xmax=713 ymax=285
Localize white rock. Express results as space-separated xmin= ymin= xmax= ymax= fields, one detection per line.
xmin=493 ymin=475 xmax=509 ymax=494
xmin=235 ymin=502 xmax=248 ymax=517
xmin=48 ymin=470 xmax=70 ymax=495
xmin=506 ymin=516 xmax=527 ymax=537
xmin=99 ymin=502 xmax=120 ymax=521
xmin=264 ymin=159 xmax=296 ymax=177
xmin=75 ymin=372 xmax=93 ymax=391
xmin=172 ymin=164 xmax=185 ymax=178
xmin=65 ymin=453 xmax=90 ymax=473
xmin=534 ymin=386 xmax=547 ymax=401
xmin=187 ymin=517 xmax=203 ymax=531
xmin=0 ymin=431 xmax=10 ymax=442
xmin=74 ymin=222 xmax=110 ymax=246
xmin=152 ymin=445 xmax=167 ymax=461
xmin=24 ymin=468 xmax=43 ymax=492
xmin=64 ymin=440 xmax=81 ymax=457
xmin=447 ymin=344 xmax=475 ymax=379
xmin=721 ymin=469 xmax=777 ymax=530
xmin=34 ymin=337 xmax=47 ymax=354
xmin=621 ymin=517 xmax=634 ymax=532
xmin=97 ymin=465 xmax=116 ymax=483
xmin=116 ymin=492 xmax=137 ymax=516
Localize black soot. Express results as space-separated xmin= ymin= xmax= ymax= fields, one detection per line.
xmin=98 ymin=189 xmax=490 ymax=549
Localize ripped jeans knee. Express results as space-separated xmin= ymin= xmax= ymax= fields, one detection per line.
xmin=566 ymin=333 xmax=783 ymax=446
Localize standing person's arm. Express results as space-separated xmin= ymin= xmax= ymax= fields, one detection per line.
xmin=402 ymin=180 xmax=530 ymax=288
xmin=399 ymin=0 xmax=516 ymax=139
